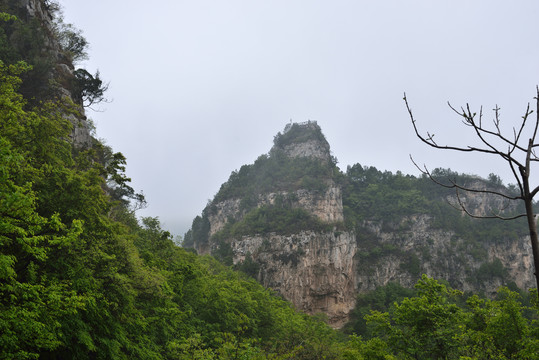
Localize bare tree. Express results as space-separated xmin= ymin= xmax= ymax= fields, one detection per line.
xmin=404 ymin=88 xmax=539 ymax=292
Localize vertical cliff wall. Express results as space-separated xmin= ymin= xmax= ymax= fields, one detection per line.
xmin=231 ymin=231 xmax=357 ymax=328
xmin=189 ymin=121 xmax=536 ymax=328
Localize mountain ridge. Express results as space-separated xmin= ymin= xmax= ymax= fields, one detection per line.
xmin=185 ymin=121 xmax=535 ymax=328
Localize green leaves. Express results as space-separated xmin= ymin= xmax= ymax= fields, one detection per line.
xmin=73 ymin=69 xmax=109 ymax=107
xmin=361 ymin=276 xmax=539 ymax=359
xmin=0 ymin=60 xmax=92 ymax=358
xmin=214 ymin=150 xmax=336 ymax=204
xmin=213 ymin=204 xmax=332 ymax=240
xmin=0 ymin=13 xmax=17 ymax=22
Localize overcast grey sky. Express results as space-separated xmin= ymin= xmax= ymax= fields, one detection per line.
xmin=61 ymin=1 xmax=539 ymax=236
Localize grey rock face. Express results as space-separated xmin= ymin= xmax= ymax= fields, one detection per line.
xmin=15 ymin=0 xmax=92 ymax=148
xmin=231 ymin=231 xmax=357 ymax=328
xmin=193 ymin=122 xmax=536 ymax=328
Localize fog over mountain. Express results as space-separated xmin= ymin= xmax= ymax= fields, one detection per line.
xmin=61 ymin=1 xmax=539 ymax=235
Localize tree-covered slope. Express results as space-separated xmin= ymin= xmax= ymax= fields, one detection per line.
xmin=341 ymin=164 xmax=532 ymax=290
xmin=0 ymin=62 xmax=347 ymax=357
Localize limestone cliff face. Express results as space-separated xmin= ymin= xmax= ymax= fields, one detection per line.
xmin=208 ymin=198 xmax=242 ymax=236
xmin=190 ymin=121 xmax=536 ymax=328
xmin=356 ymin=215 xmax=534 ymax=296
xmin=204 ymin=184 xmax=352 ymax=327
xmin=194 ymin=121 xmax=354 ymax=327
xmin=231 ymin=231 xmax=356 ymax=328
xmin=445 ymin=178 xmax=518 ymax=217
xmin=274 ymin=121 xmax=333 ymax=162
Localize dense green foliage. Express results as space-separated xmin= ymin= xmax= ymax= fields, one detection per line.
xmin=343 ymin=282 xmax=417 ymax=337
xmin=3 ymin=3 xmax=539 ymax=359
xmin=272 ymin=121 xmax=328 ymax=149
xmin=364 ymin=275 xmax=539 ymax=359
xmin=0 ymin=40 xmax=347 ymax=360
xmin=214 ymin=203 xmax=333 ymax=240
xmin=214 ymin=151 xmax=337 ymax=204
xmin=343 ymin=164 xmax=529 ymax=285
xmin=182 ymin=213 xmax=210 ymax=248
xmin=343 ymin=164 xmax=526 ymax=231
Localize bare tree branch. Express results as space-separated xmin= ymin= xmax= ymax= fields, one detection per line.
xmin=513 ymin=103 xmax=531 ymax=148
xmin=447 ymin=102 xmax=527 ymax=167
xmin=532 ymin=86 xmax=539 ymax=142
xmin=451 ymin=188 xmax=527 ymax=221
xmin=404 ymin=94 xmax=525 ymax=169
xmin=410 ymin=155 xmax=521 ymax=202
xmin=406 ymin=87 xmax=539 ymax=292
xmin=508 ymin=149 xmax=525 ymax=196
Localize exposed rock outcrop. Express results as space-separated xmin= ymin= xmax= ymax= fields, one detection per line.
xmin=356 ymin=215 xmax=534 ymax=296
xmin=208 ymin=186 xmax=344 ymax=236
xmin=273 ymin=121 xmax=333 ymax=162
xmin=194 ymin=121 xmax=354 ymax=327
xmin=12 ymin=0 xmax=92 ymax=148
xmin=231 ymin=231 xmax=356 ymax=328
xmin=190 ymin=121 xmax=535 ymax=328
xmin=452 ymin=186 xmax=518 ymax=218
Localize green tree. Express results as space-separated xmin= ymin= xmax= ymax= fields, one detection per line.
xmin=0 ymin=60 xmax=86 ymax=359
xmin=364 ymin=276 xmax=539 ymax=359
xmin=344 ymin=282 xmax=416 ymax=337
xmin=73 ymin=69 xmax=109 ymax=108
xmin=367 ymin=276 xmax=465 ymax=359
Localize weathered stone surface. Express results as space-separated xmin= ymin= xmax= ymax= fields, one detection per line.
xmin=208 ymin=198 xmax=242 ymax=236
xmin=445 ymin=179 xmax=518 ymax=217
xmin=194 ymin=122 xmax=536 ymax=328
xmin=231 ymin=231 xmax=357 ymax=328
xmin=208 ymin=186 xmax=344 ymax=236
xmin=290 ymin=187 xmax=344 ymax=223
xmin=281 ymin=138 xmax=331 ymax=162
xmin=15 ymin=0 xmax=92 ymax=148
xmin=356 ymin=214 xmax=534 ymax=296
xmin=272 ymin=121 xmax=332 ymax=163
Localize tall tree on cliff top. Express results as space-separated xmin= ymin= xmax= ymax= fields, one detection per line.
xmin=405 ymin=88 xmax=539 ymax=293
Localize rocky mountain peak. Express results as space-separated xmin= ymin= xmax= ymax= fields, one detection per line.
xmin=271 ymin=120 xmax=333 ymax=163
xmin=186 ymin=122 xmax=535 ymax=329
